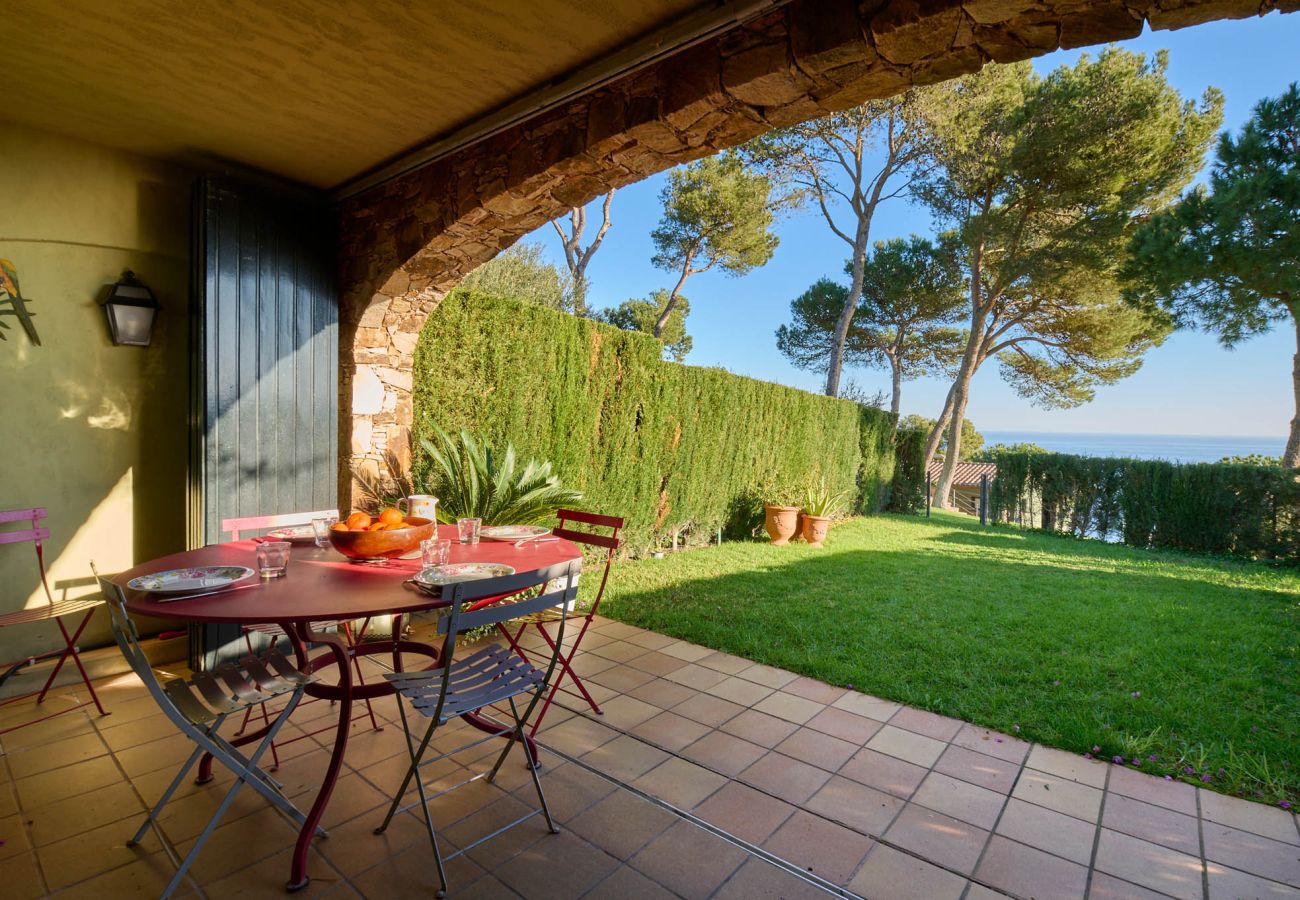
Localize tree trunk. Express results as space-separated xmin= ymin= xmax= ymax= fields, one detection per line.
xmin=922 ymin=385 xmax=956 ymax=473
xmin=825 ymin=220 xmax=871 ymax=396
xmin=934 ymin=375 xmax=974 ymax=509
xmin=934 ymin=249 xmax=988 ymax=509
xmin=889 ymin=358 xmax=902 ymax=418
xmin=655 ymin=258 xmax=693 ymax=338
xmin=1286 ymin=312 xmax=1300 ymax=468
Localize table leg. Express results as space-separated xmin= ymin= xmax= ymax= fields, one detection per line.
xmin=286 ymin=621 xmax=351 ymax=893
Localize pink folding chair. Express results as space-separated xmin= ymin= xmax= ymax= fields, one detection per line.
xmin=0 ymin=507 xmax=109 ymax=734
xmin=496 ymin=509 xmax=623 ymax=735
xmin=219 ymin=510 xmax=382 ymax=767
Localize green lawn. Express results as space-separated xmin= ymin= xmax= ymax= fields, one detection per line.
xmin=599 ymin=511 xmax=1300 ymax=805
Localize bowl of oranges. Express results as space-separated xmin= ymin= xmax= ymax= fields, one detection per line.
xmin=327 ymin=508 xmax=437 ymax=561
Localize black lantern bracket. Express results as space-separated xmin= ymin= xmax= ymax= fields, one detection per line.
xmin=100 ymin=270 xmax=161 ymax=347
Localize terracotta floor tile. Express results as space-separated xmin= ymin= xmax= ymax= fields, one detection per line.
xmin=848 ymin=844 xmax=968 ymax=900
xmin=629 ymin=820 xmax=749 ymax=897
xmin=441 ymin=793 xmax=547 ymax=871
xmin=672 ymin=692 xmax=745 ymax=727
xmin=596 ymin=695 xmax=661 ymax=730
xmin=536 ymin=714 xmax=618 ymax=757
xmin=1026 ymin=744 xmax=1108 ymax=789
xmin=721 ymin=709 xmax=800 ymax=747
xmin=752 ymin=691 xmax=825 ymax=725
xmin=580 ymin=733 xmax=672 ymax=781
xmin=1205 ymin=862 xmax=1300 ymax=900
xmin=889 ymin=707 xmax=964 ymax=742
xmin=933 ymin=744 xmax=1021 ymax=794
xmin=695 ymin=781 xmax=797 ymax=844
xmin=6 ymin=729 xmax=109 ymax=778
xmin=975 ymin=834 xmax=1089 ymax=900
xmin=625 ymin=652 xmax=687 ymax=678
xmin=633 ymin=757 xmax=728 ymax=810
xmin=566 ymin=788 xmax=677 ymax=859
xmin=114 ymin=733 xmax=198 ymax=778
xmin=1201 ymin=790 xmax=1300 ymax=845
xmin=865 ymin=725 xmax=947 ymax=768
xmin=783 ymin=676 xmax=848 ymax=706
xmin=316 ymin=807 xmax=429 ymax=877
xmin=884 ymin=804 xmax=990 ymax=875
xmin=626 ymin=677 xmax=697 ymax=711
xmin=589 ymin=640 xmax=648 ymax=664
xmin=1087 ymin=871 xmax=1180 ymax=900
xmin=630 ymin=710 xmax=713 ymax=752
xmin=352 ymin=833 xmax=486 ymax=899
xmin=584 ymin=864 xmax=679 ymax=900
xmin=950 ymin=724 xmax=1031 ymax=765
xmin=25 ymin=780 xmax=143 ymax=847
xmin=697 ymin=651 xmax=760 ymax=676
xmin=589 ymin=663 xmax=657 ymax=694
xmin=495 ymin=831 xmax=619 ymax=900
xmin=1094 ymin=827 xmax=1205 ymax=900
xmin=708 ymin=676 xmax=775 ymax=707
xmin=912 ymin=771 xmax=1007 ymax=829
xmin=0 ymin=849 xmax=46 ymax=900
xmin=50 ymin=848 xmax=199 ymax=900
xmin=98 ymin=713 xmax=181 ymax=752
xmin=624 ymin=631 xmax=677 ymax=652
xmin=831 ymin=691 xmax=902 ymax=722
xmin=775 ymin=727 xmax=859 ymax=772
xmin=35 ymin=815 xmax=160 ymax=891
xmin=805 ymin=706 xmax=884 ymax=744
xmin=13 ymin=753 xmax=122 ymax=809
xmin=1202 ymin=820 xmax=1300 ymax=888
xmin=741 ymin=752 xmax=832 ymax=806
xmin=200 ymin=846 xmax=348 ymax=898
xmin=762 ymin=809 xmax=874 ymax=884
xmin=663 ymin=663 xmax=728 ymax=692
xmin=659 ymin=640 xmax=714 ymax=663
xmin=713 ymin=857 xmax=837 ymax=899
xmin=513 ymin=761 xmax=617 ymax=824
xmin=0 ymin=783 xmax=17 ymax=819
xmin=1013 ymin=769 xmax=1104 ymax=822
xmin=680 ymin=729 xmax=768 ymax=778
xmin=736 ymin=662 xmax=799 ymax=690
xmin=995 ymin=797 xmax=1098 ymax=865
xmin=839 ymin=747 xmax=929 ymax=799
xmin=1107 ymin=765 xmax=1199 ymax=816
xmin=566 ymin=651 xmax=618 ymax=679
xmin=1103 ymin=792 xmax=1201 ymax=856
xmin=805 ymin=775 xmax=905 ymax=836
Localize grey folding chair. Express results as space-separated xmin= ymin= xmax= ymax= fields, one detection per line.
xmin=94 ymin=570 xmax=323 ymax=899
xmin=373 ymin=559 xmax=582 ymax=898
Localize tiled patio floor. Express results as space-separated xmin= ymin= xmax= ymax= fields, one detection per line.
xmin=1 ymin=615 xmax=1297 ymax=899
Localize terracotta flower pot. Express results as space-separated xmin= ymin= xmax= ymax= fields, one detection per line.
xmin=764 ymin=505 xmax=800 ymax=546
xmin=800 ymin=514 xmax=832 ymax=548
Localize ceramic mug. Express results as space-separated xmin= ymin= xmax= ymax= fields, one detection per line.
xmin=403 ymin=494 xmax=439 ymax=521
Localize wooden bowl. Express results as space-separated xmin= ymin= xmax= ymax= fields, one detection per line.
xmin=327 ymin=516 xmax=437 ymax=560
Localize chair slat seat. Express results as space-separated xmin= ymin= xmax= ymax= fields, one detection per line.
xmin=387 ymin=645 xmax=545 ymax=724
xmin=242 ymin=620 xmax=344 ymax=638
xmin=0 ymin=596 xmax=103 ymax=627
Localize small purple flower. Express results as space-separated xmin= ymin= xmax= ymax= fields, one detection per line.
xmin=1280 ymin=801 xmax=1292 ymax=811
xmin=1217 ymin=768 xmax=1226 ymax=777
xmin=1250 ymin=725 xmax=1259 ymax=733
xmin=1112 ymin=755 xmax=1125 ymax=764
xmin=1092 ymin=745 xmax=1101 ymax=754
xmin=1164 ymin=775 xmax=1173 ymax=781
xmin=995 ymin=738 xmax=1003 ymax=743
xmin=1131 ymin=758 xmax=1141 ymax=767
xmin=1148 ymin=754 xmax=1158 ymax=762
xmin=1053 ymin=680 xmax=1061 ymax=686
xmin=1183 ymin=766 xmax=1195 ymax=775
xmin=1130 ymin=691 xmax=1141 ymax=698
xmin=1201 ymin=774 xmax=1213 ymax=783
xmin=1083 ymin=752 xmax=1093 ymax=760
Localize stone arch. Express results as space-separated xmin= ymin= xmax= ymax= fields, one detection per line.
xmin=337 ymin=0 xmax=1292 ymax=487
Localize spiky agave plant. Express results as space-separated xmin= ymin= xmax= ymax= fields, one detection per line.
xmin=418 ymin=425 xmax=583 ymax=525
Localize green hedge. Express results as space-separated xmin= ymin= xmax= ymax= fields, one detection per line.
xmin=988 ymin=450 xmax=1300 ymax=561
xmin=411 ymin=291 xmax=897 ymax=552
xmin=887 ymin=428 xmax=928 ymax=514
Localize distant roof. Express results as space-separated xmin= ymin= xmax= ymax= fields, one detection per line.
xmin=926 ymin=460 xmax=998 ymax=486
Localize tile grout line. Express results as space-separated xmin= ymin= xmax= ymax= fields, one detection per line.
xmin=1196 ymin=781 xmax=1210 ymax=900
xmin=1083 ymin=757 xmax=1112 ymax=900
xmin=963 ymin=740 xmax=1035 ymax=899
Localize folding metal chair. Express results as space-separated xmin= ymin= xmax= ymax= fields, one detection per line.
xmin=496 ymin=509 xmax=622 ymax=734
xmin=95 ymin=570 xmax=322 ymax=899
xmin=374 ymin=560 xmax=582 ymax=898
xmin=219 ymin=510 xmax=382 ymax=766
xmin=0 ymin=507 xmax=108 ymax=734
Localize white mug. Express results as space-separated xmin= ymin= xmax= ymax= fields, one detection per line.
xmin=404 ymin=494 xmax=439 ymax=521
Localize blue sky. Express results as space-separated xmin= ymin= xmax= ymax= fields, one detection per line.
xmin=522 ymin=13 xmax=1299 ymax=437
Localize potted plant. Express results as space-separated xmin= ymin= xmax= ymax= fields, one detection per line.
xmin=763 ymin=490 xmax=800 ymax=546
xmin=799 ymin=480 xmax=849 ymax=548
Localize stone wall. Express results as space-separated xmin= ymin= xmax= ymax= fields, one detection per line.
xmin=336 ymin=0 xmax=1293 ymax=492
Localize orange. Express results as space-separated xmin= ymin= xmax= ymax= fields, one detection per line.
xmin=346 ymin=511 xmax=372 ymax=530
xmin=368 ymin=522 xmax=389 ymax=531
xmin=378 ymin=508 xmax=405 ymax=527
xmin=330 ymin=522 xmax=348 ymax=532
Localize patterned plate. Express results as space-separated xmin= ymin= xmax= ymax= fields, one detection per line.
xmin=266 ymin=525 xmax=318 ymax=544
xmin=412 ymin=562 xmax=516 ymax=593
xmin=480 ymin=525 xmax=550 ymax=542
xmin=127 ymin=566 xmax=255 ymax=593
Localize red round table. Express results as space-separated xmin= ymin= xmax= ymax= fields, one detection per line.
xmin=116 ymin=524 xmax=581 ymax=891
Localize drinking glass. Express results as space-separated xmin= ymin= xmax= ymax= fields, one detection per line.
xmin=255 ymin=541 xmax=292 ymax=578
xmin=311 ymin=516 xmax=338 ymax=548
xmin=421 ymin=537 xmax=451 ymax=567
xmin=456 ymin=517 xmax=481 ymax=545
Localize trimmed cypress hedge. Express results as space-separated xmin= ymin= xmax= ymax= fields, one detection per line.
xmin=411 ymin=291 xmax=897 ymax=552
xmin=987 ymin=450 xmax=1300 ymax=561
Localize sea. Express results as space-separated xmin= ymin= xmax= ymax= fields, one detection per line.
xmin=981 ymin=431 xmax=1287 ymax=464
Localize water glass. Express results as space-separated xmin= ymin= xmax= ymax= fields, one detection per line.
xmin=421 ymin=537 xmax=451 ymax=567
xmin=255 ymin=541 xmax=292 ymax=578
xmin=311 ymin=516 xmax=338 ymax=548
xmin=456 ymin=517 xmax=481 ymax=545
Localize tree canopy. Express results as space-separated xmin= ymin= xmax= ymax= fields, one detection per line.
xmin=598 ymin=290 xmax=693 ymax=363
xmin=457 ymin=241 xmax=574 ymax=313
xmin=1125 ymin=83 xmax=1300 ymax=465
xmin=650 ymin=153 xmax=778 ymax=338
xmin=917 ymin=49 xmax=1222 ymax=506
xmin=900 ymin=413 xmax=984 ymax=460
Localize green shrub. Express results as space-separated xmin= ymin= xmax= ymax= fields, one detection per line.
xmin=411 ymin=291 xmax=897 ymax=552
xmin=988 ymin=450 xmax=1300 ymax=561
xmin=887 ymin=428 xmax=928 ymax=514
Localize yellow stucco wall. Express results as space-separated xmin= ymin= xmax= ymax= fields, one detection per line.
xmin=0 ymin=124 xmax=192 ymax=661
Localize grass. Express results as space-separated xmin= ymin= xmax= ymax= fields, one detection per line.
xmin=598 ymin=510 xmax=1300 ymax=806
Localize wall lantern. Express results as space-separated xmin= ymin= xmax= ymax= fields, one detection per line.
xmin=100 ymin=270 xmax=160 ymax=347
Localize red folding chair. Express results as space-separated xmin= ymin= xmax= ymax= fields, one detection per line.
xmin=497 ymin=509 xmax=623 ymax=735
xmin=0 ymin=507 xmax=109 ymax=734
xmin=220 ymin=511 xmax=382 ymax=768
